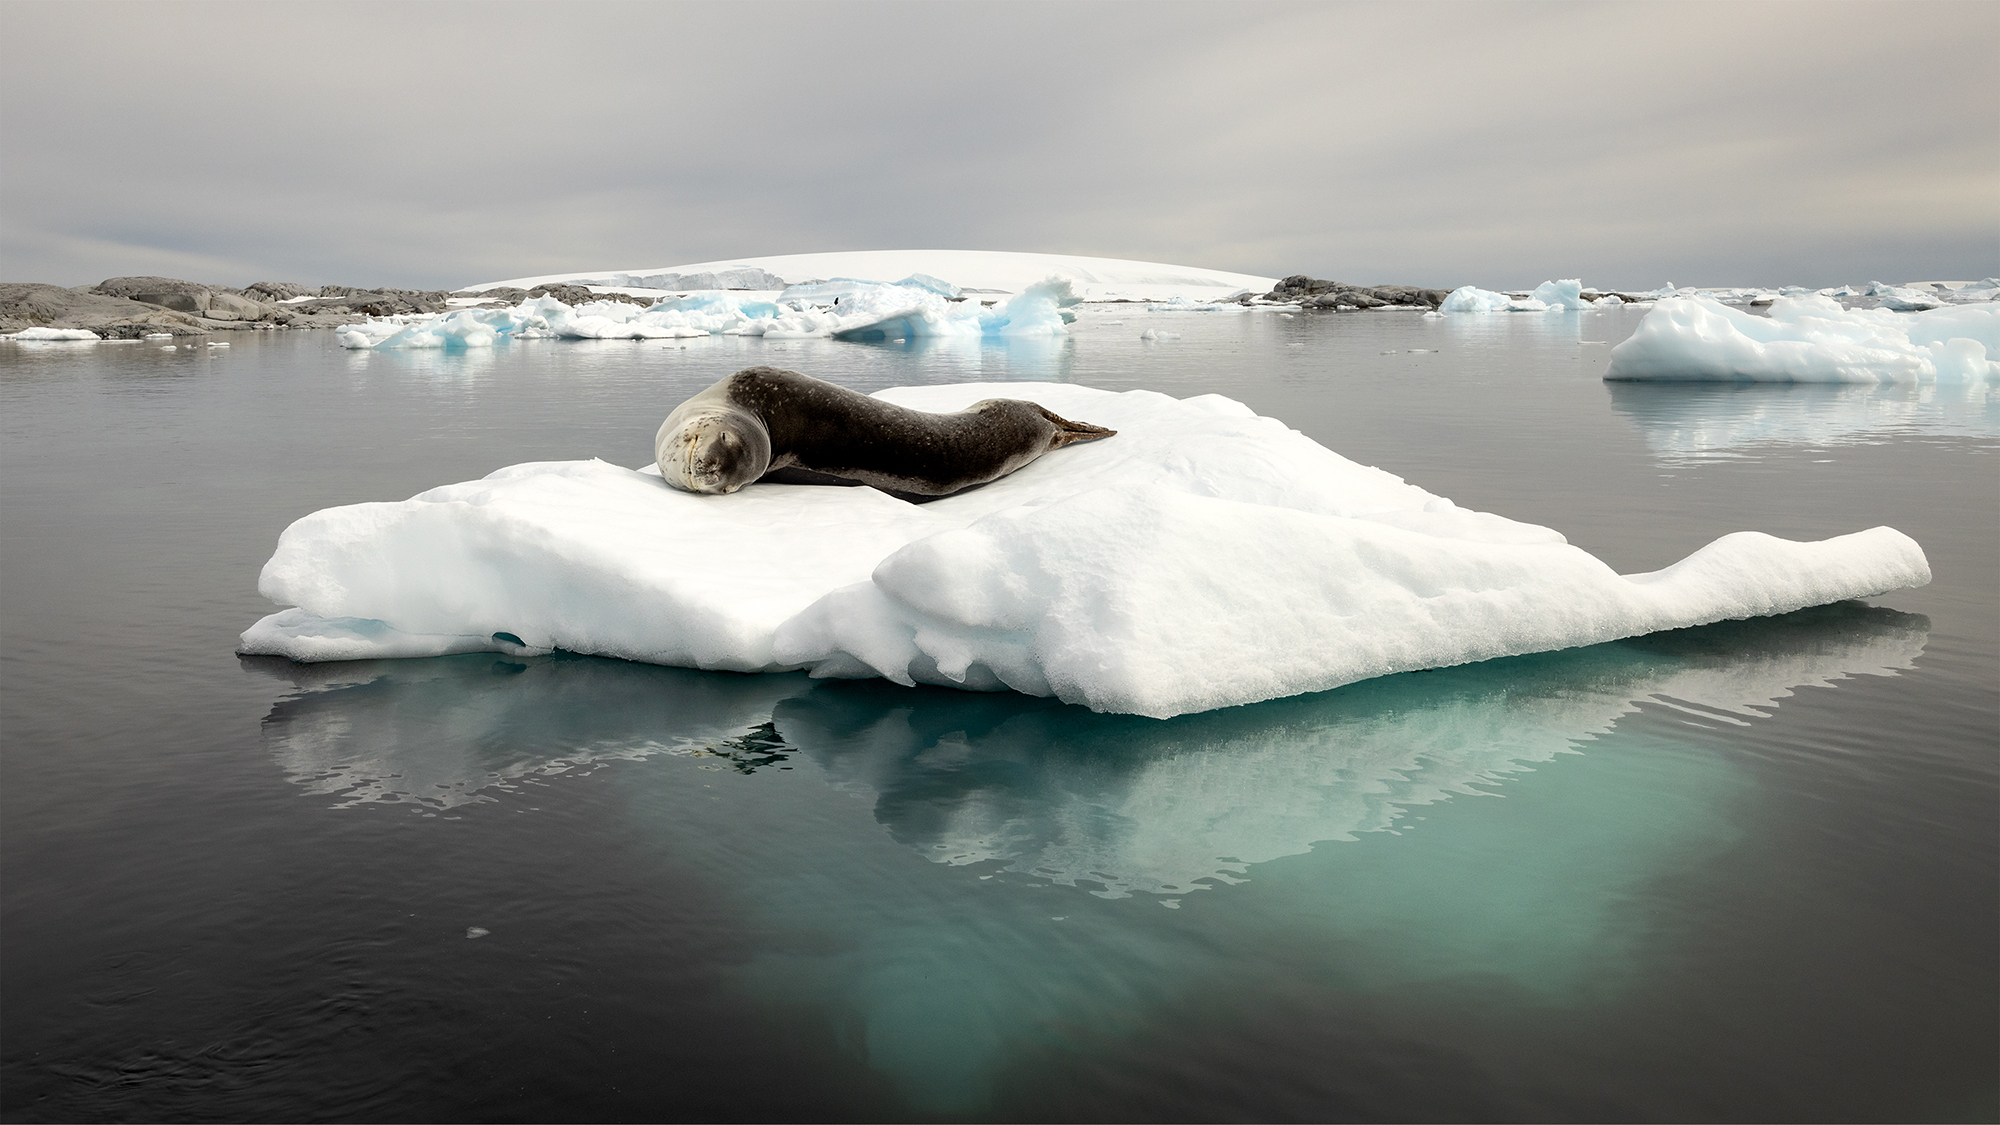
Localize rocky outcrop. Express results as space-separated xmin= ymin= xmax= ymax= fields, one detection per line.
xmin=243 ymin=281 xmax=318 ymax=302
xmin=0 ymin=283 xmax=215 ymax=337
xmin=1258 ymin=276 xmax=1454 ymax=310
xmin=4 ymin=274 xmax=671 ymax=338
xmin=274 ymin=288 xmax=454 ymax=318
xmin=453 ymin=284 xmax=652 ymax=308
xmin=88 ymin=276 xmax=280 ymax=322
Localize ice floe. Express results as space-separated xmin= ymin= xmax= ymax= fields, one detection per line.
xmin=1604 ymin=295 xmax=1999 ymax=382
xmin=1440 ymin=285 xmax=1551 ymax=313
xmin=241 ymin=383 xmax=1930 ymax=719
xmin=4 ymin=326 xmax=103 ymax=341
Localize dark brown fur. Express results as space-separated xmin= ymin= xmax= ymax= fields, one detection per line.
xmin=658 ymin=367 xmax=1115 ymax=501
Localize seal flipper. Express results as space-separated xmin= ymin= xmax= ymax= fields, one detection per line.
xmin=1036 ymin=405 xmax=1117 ymax=450
xmin=758 ymin=466 xmax=868 ymax=488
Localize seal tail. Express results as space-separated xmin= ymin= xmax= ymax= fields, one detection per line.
xmin=1037 ymin=406 xmax=1117 ymax=449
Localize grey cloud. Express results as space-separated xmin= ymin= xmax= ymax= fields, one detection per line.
xmin=2 ymin=0 xmax=1993 ymax=290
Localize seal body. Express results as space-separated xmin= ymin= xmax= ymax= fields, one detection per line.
xmin=655 ymin=367 xmax=1115 ymax=499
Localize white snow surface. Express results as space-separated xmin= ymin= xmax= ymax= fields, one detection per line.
xmin=466 ymin=249 xmax=1277 ymax=304
xmin=241 ymin=384 xmax=1930 ymax=718
xmin=1604 ymin=295 xmax=2000 ymax=382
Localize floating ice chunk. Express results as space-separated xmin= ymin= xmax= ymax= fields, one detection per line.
xmin=6 ymin=326 xmax=102 ymax=341
xmin=1604 ymin=295 xmax=2000 ymax=382
xmin=242 ymin=384 xmax=1930 ymax=718
xmin=1440 ymin=286 xmax=1511 ymax=313
xmin=1531 ymin=278 xmax=1584 ymax=310
xmin=1439 ymin=285 xmax=1551 ymax=313
xmin=1873 ymin=287 xmax=1946 ymax=312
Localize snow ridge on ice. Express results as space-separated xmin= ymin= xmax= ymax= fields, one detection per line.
xmin=241 ymin=384 xmax=1930 ymax=718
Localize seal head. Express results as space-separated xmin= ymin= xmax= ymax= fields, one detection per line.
xmin=655 ymin=404 xmax=772 ymax=494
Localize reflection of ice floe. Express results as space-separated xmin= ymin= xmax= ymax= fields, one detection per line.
xmin=1607 ymin=379 xmax=2000 ymax=460
xmin=250 ymin=602 xmax=1923 ymax=876
xmin=1605 ymin=295 xmax=1999 ymax=383
xmin=775 ymin=603 xmax=1928 ymax=898
xmin=247 ymin=655 xmax=810 ymax=810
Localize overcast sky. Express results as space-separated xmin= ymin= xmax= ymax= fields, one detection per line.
xmin=3 ymin=0 xmax=1994 ymax=291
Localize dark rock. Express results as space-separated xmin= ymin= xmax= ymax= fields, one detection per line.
xmin=277 ymin=287 xmax=452 ymax=316
xmin=92 ymin=275 xmax=227 ymax=300
xmin=455 ymin=287 xmax=530 ymax=306
xmin=1 ymin=282 xmax=211 ymax=336
xmin=244 ymin=281 xmax=319 ymax=301
xmin=130 ymin=291 xmax=200 ymax=312
xmin=1261 ymin=275 xmax=1452 ymax=309
xmin=528 ymin=284 xmax=650 ymax=306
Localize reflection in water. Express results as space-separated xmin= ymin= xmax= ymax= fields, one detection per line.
xmin=247 ymin=603 xmax=1928 ymax=1112
xmin=252 ymin=603 xmax=1924 ymax=848
xmin=774 ymin=602 xmax=1927 ymax=898
xmin=248 ymin=657 xmax=812 ymax=810
xmin=1607 ymin=379 xmax=1999 ymax=461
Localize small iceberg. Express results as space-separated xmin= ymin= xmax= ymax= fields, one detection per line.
xmin=5 ymin=327 xmax=103 ymax=341
xmin=1438 ymin=280 xmax=1589 ymax=313
xmin=1604 ymin=295 xmax=1999 ymax=382
xmin=241 ymin=384 xmax=1929 ymax=719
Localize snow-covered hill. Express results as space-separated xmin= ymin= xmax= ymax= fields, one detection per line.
xmin=465 ymin=249 xmax=1277 ymax=303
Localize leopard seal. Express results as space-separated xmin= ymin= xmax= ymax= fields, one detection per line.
xmin=655 ymin=367 xmax=1115 ymax=501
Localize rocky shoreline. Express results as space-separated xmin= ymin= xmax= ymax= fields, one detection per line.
xmin=1245 ymin=275 xmax=1660 ymax=310
xmin=0 ymin=276 xmax=651 ymax=339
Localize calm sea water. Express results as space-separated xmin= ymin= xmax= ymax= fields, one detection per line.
xmin=3 ymin=307 xmax=1995 ymax=1122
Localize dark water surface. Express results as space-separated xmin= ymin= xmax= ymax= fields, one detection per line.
xmin=3 ymin=308 xmax=1995 ymax=1122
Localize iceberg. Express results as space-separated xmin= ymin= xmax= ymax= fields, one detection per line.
xmin=1604 ymin=295 xmax=2000 ymax=382
xmin=240 ymin=383 xmax=1930 ymax=719
xmin=1530 ymin=278 xmax=1585 ymax=310
xmin=5 ymin=326 xmax=103 ymax=341
xmin=1439 ymin=284 xmax=1559 ymax=313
